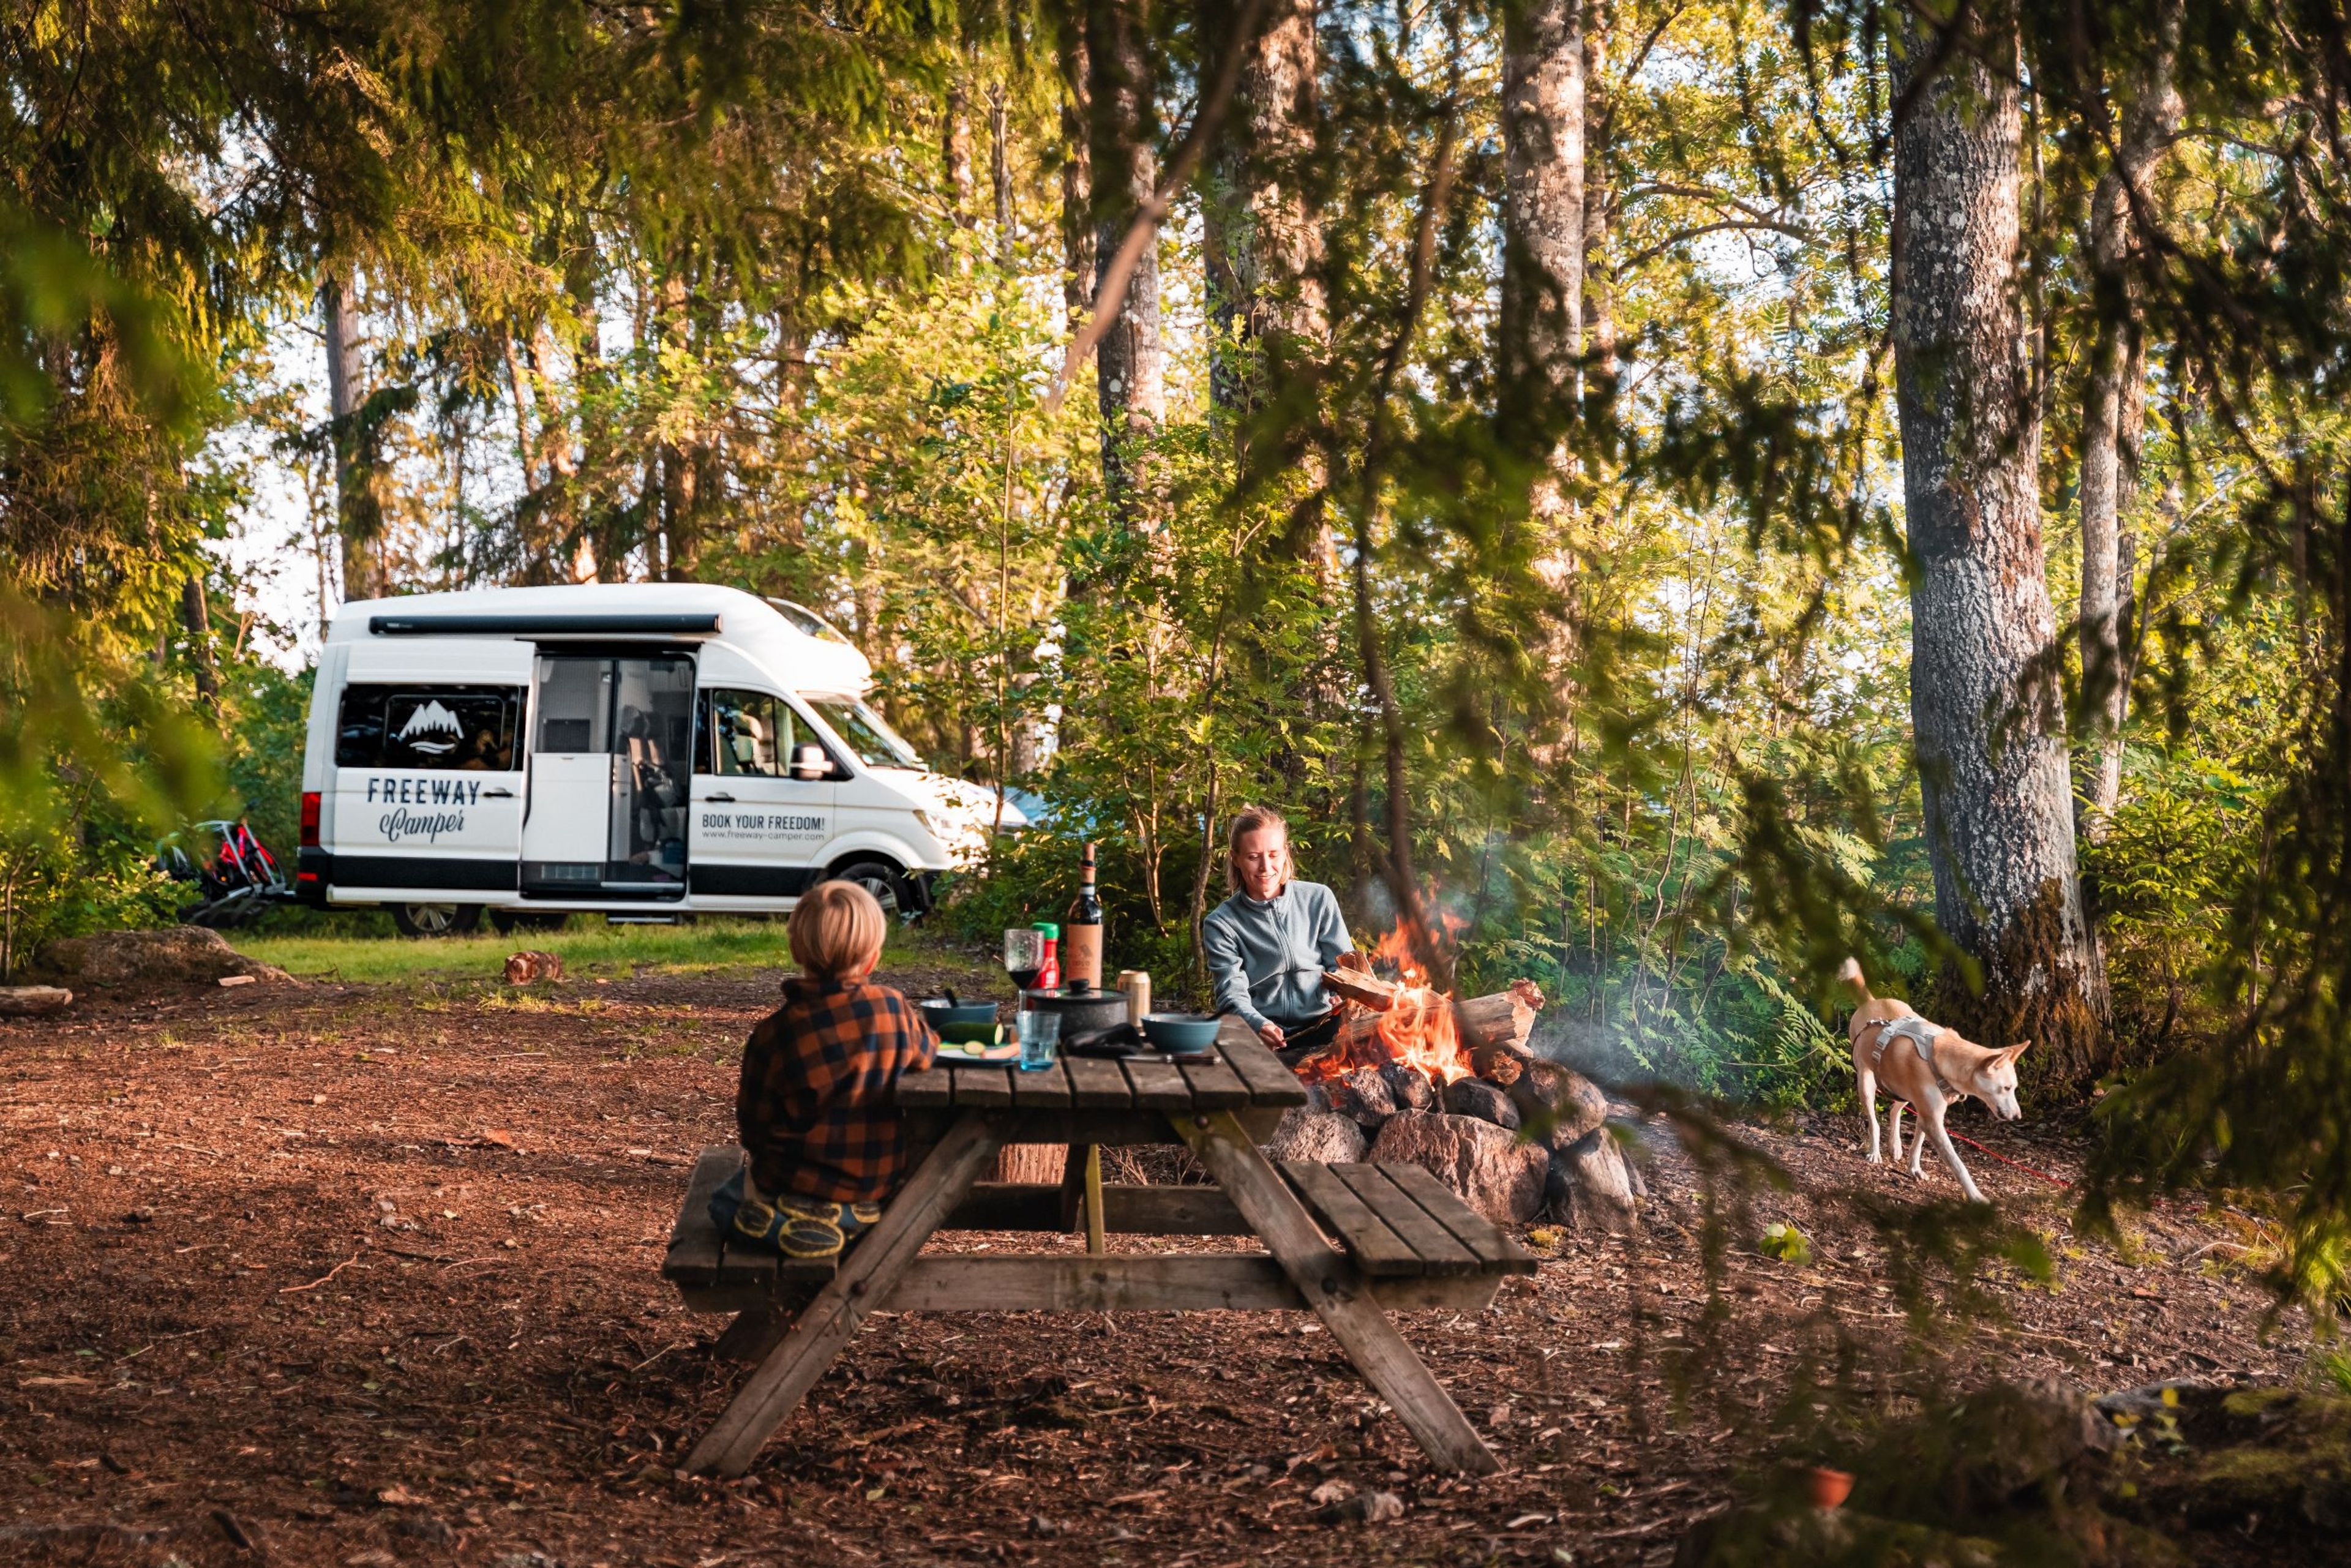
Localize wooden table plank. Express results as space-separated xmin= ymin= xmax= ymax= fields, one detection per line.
xmin=1176 ymin=1052 xmax=1250 ymax=1109
xmin=1176 ymin=1111 xmax=1499 ymax=1475
xmin=894 ymin=1067 xmax=954 ymax=1110
xmin=662 ymin=1147 xmax=740 ymax=1288
xmin=1061 ymin=1054 xmax=1136 ymax=1109
xmin=881 ymin=1253 xmax=1499 ymax=1313
xmin=1121 ymin=1056 xmax=1194 ymax=1111
xmin=948 ymin=1065 xmax=1015 ymax=1108
xmin=1330 ymin=1163 xmax=1479 ymax=1275
xmin=683 ymin=1111 xmax=1003 ymax=1477
xmin=1215 ymin=1019 xmax=1310 ymax=1106
xmin=1009 ymin=1058 xmax=1073 ymax=1109
xmin=1280 ymin=1161 xmax=1424 ymax=1277
xmin=1376 ymin=1161 xmax=1539 ymax=1274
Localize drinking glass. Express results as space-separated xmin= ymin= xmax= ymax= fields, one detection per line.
xmin=1003 ymin=927 xmax=1046 ymax=992
xmin=1016 ymin=1005 xmax=1062 ymax=1072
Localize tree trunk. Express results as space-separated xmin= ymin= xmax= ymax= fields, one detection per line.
xmin=1086 ymin=0 xmax=1163 ymax=520
xmin=180 ymin=578 xmax=219 ymax=713
xmin=2077 ymin=0 xmax=2183 ymax=842
xmin=1580 ymin=1 xmax=1616 ymax=421
xmin=319 ymin=269 xmax=381 ymax=602
xmin=1891 ymin=1 xmax=2109 ymax=1075
xmin=1202 ymin=0 xmax=1324 ymax=419
xmin=1058 ymin=15 xmax=1096 ymax=326
xmin=945 ymin=69 xmax=977 ymax=230
xmin=991 ymin=81 xmax=1016 ymax=266
xmin=1500 ymin=0 xmax=1585 ymax=756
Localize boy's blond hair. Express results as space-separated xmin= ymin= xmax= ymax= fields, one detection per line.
xmin=789 ymin=879 xmax=887 ymax=980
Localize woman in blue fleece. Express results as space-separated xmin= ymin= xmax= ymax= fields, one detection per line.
xmin=1201 ymin=805 xmax=1356 ymax=1051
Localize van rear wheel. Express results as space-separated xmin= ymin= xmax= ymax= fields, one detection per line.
xmin=828 ymin=859 xmax=910 ymax=918
xmin=391 ymin=902 xmax=483 ymax=938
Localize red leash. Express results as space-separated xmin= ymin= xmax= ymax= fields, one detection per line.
xmin=1944 ymin=1129 xmax=2073 ymax=1189
xmin=1889 ymin=1100 xmax=2074 ymax=1188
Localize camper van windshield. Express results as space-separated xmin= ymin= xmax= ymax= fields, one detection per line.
xmin=808 ymin=699 xmax=921 ymax=770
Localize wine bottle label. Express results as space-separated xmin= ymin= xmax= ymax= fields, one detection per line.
xmin=1063 ymin=923 xmax=1103 ymax=989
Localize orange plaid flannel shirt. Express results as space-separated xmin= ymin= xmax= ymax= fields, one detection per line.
xmin=735 ymin=975 xmax=939 ymax=1204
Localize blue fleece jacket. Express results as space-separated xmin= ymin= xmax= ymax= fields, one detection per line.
xmin=1201 ymin=880 xmax=1355 ymax=1031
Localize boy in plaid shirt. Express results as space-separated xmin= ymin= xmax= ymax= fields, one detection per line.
xmin=710 ymin=880 xmax=937 ymax=1259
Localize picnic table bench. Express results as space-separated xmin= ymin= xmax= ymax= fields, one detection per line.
xmin=663 ymin=1015 xmax=1533 ymax=1477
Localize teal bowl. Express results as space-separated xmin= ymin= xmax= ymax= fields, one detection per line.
xmin=920 ymin=998 xmax=1001 ymax=1029
xmin=1141 ymin=1012 xmax=1221 ymax=1052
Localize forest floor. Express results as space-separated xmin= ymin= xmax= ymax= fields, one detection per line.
xmin=0 ymin=931 xmax=2325 ymax=1567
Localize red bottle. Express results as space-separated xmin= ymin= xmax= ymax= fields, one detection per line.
xmin=1031 ymin=922 xmax=1061 ymax=992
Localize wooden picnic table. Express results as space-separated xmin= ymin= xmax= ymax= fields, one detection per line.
xmin=664 ymin=1015 xmax=1532 ymax=1477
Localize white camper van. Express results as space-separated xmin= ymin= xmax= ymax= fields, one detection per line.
xmin=295 ymin=583 xmax=1022 ymax=934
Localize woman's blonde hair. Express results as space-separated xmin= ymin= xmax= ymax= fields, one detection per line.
xmin=1225 ymin=803 xmax=1293 ymax=894
xmin=789 ymin=879 xmax=888 ymax=980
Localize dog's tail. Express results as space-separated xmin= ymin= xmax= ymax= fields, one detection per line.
xmin=1835 ymin=956 xmax=1872 ymax=1002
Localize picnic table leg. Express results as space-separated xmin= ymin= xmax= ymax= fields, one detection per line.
xmin=682 ymin=1110 xmax=1004 ymax=1478
xmin=1176 ymin=1110 xmax=1501 ymax=1475
xmin=1057 ymin=1143 xmax=1108 ymax=1254
xmin=1084 ymin=1145 xmax=1106 ymax=1255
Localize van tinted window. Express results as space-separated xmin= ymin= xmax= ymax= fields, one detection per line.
xmin=337 ymin=686 xmax=523 ymax=771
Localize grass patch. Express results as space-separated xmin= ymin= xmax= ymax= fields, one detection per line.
xmin=230 ymin=915 xmax=1001 ymax=988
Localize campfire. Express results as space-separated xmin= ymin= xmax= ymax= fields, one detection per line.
xmin=1266 ymin=925 xmax=1641 ymax=1232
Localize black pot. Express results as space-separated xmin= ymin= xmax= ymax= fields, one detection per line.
xmin=1017 ymin=984 xmax=1130 ymax=1037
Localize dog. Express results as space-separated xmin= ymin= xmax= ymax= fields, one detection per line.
xmin=1837 ymin=958 xmax=2029 ymax=1205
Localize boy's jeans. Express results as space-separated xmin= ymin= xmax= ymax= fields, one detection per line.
xmin=709 ymin=1167 xmax=880 ymax=1260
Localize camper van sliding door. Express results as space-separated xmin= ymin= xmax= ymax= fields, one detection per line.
xmin=519 ymin=653 xmax=696 ymax=898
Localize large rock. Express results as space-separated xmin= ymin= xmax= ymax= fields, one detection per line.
xmin=1509 ymin=1058 xmax=1607 ymax=1150
xmin=1324 ymin=1067 xmax=1397 ymax=1128
xmin=1550 ymin=1130 xmax=1638 ymax=1233
xmin=36 ymin=926 xmax=288 ymax=988
xmin=1441 ymin=1075 xmax=1521 ymax=1131
xmin=1264 ymin=1109 xmax=1368 ymax=1165
xmin=1379 ymin=1062 xmax=1436 ymax=1112
xmin=1368 ymin=1112 xmax=1548 ymax=1225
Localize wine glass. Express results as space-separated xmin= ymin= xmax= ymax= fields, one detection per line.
xmin=1002 ymin=926 xmax=1046 ymax=994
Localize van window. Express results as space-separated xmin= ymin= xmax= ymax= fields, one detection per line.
xmin=806 ymin=697 xmax=922 ymax=770
xmin=337 ymin=686 xmax=522 ymax=771
xmin=704 ymin=689 xmax=797 ymax=778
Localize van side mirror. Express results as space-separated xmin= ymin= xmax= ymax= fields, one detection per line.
xmin=790 ymin=742 xmax=832 ymax=782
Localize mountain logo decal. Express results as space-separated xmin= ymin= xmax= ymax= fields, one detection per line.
xmin=394 ymin=700 xmax=463 ymax=756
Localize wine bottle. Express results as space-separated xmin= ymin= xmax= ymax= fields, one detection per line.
xmin=1065 ymin=842 xmax=1104 ymax=991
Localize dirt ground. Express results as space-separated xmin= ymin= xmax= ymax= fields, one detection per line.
xmin=0 ymin=958 xmax=2319 ymax=1567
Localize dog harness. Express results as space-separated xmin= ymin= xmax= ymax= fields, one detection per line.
xmin=1865 ymin=1016 xmax=1959 ymax=1097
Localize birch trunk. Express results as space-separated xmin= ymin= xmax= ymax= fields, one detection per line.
xmin=2077 ymin=1 xmax=2183 ymax=841
xmin=1892 ymin=1 xmax=2109 ymax=1075
xmin=319 ymin=270 xmax=381 ymax=602
xmin=1086 ymin=0 xmax=1164 ymax=519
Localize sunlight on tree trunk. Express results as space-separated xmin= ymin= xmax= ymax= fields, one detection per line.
xmin=1892 ymin=0 xmax=2109 ymax=1075
xmin=1087 ymin=0 xmax=1164 ymax=523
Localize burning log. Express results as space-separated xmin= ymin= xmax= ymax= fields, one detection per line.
xmin=1320 ymin=972 xmax=1541 ymax=1052
xmin=1321 ymin=967 xmax=1405 ymax=1011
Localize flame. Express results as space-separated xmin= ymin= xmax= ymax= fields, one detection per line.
xmin=1298 ymin=912 xmax=1477 ymax=1089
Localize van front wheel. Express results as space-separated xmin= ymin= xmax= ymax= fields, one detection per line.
xmin=391 ymin=902 xmax=483 ymax=938
xmin=828 ymin=859 xmax=910 ymax=919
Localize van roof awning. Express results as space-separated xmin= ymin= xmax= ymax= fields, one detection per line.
xmin=368 ymin=612 xmax=722 ymax=639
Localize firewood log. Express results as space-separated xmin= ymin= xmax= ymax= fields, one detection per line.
xmin=1321 ymin=969 xmax=1403 ymax=1011
xmin=1451 ymin=991 xmax=1535 ymax=1050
